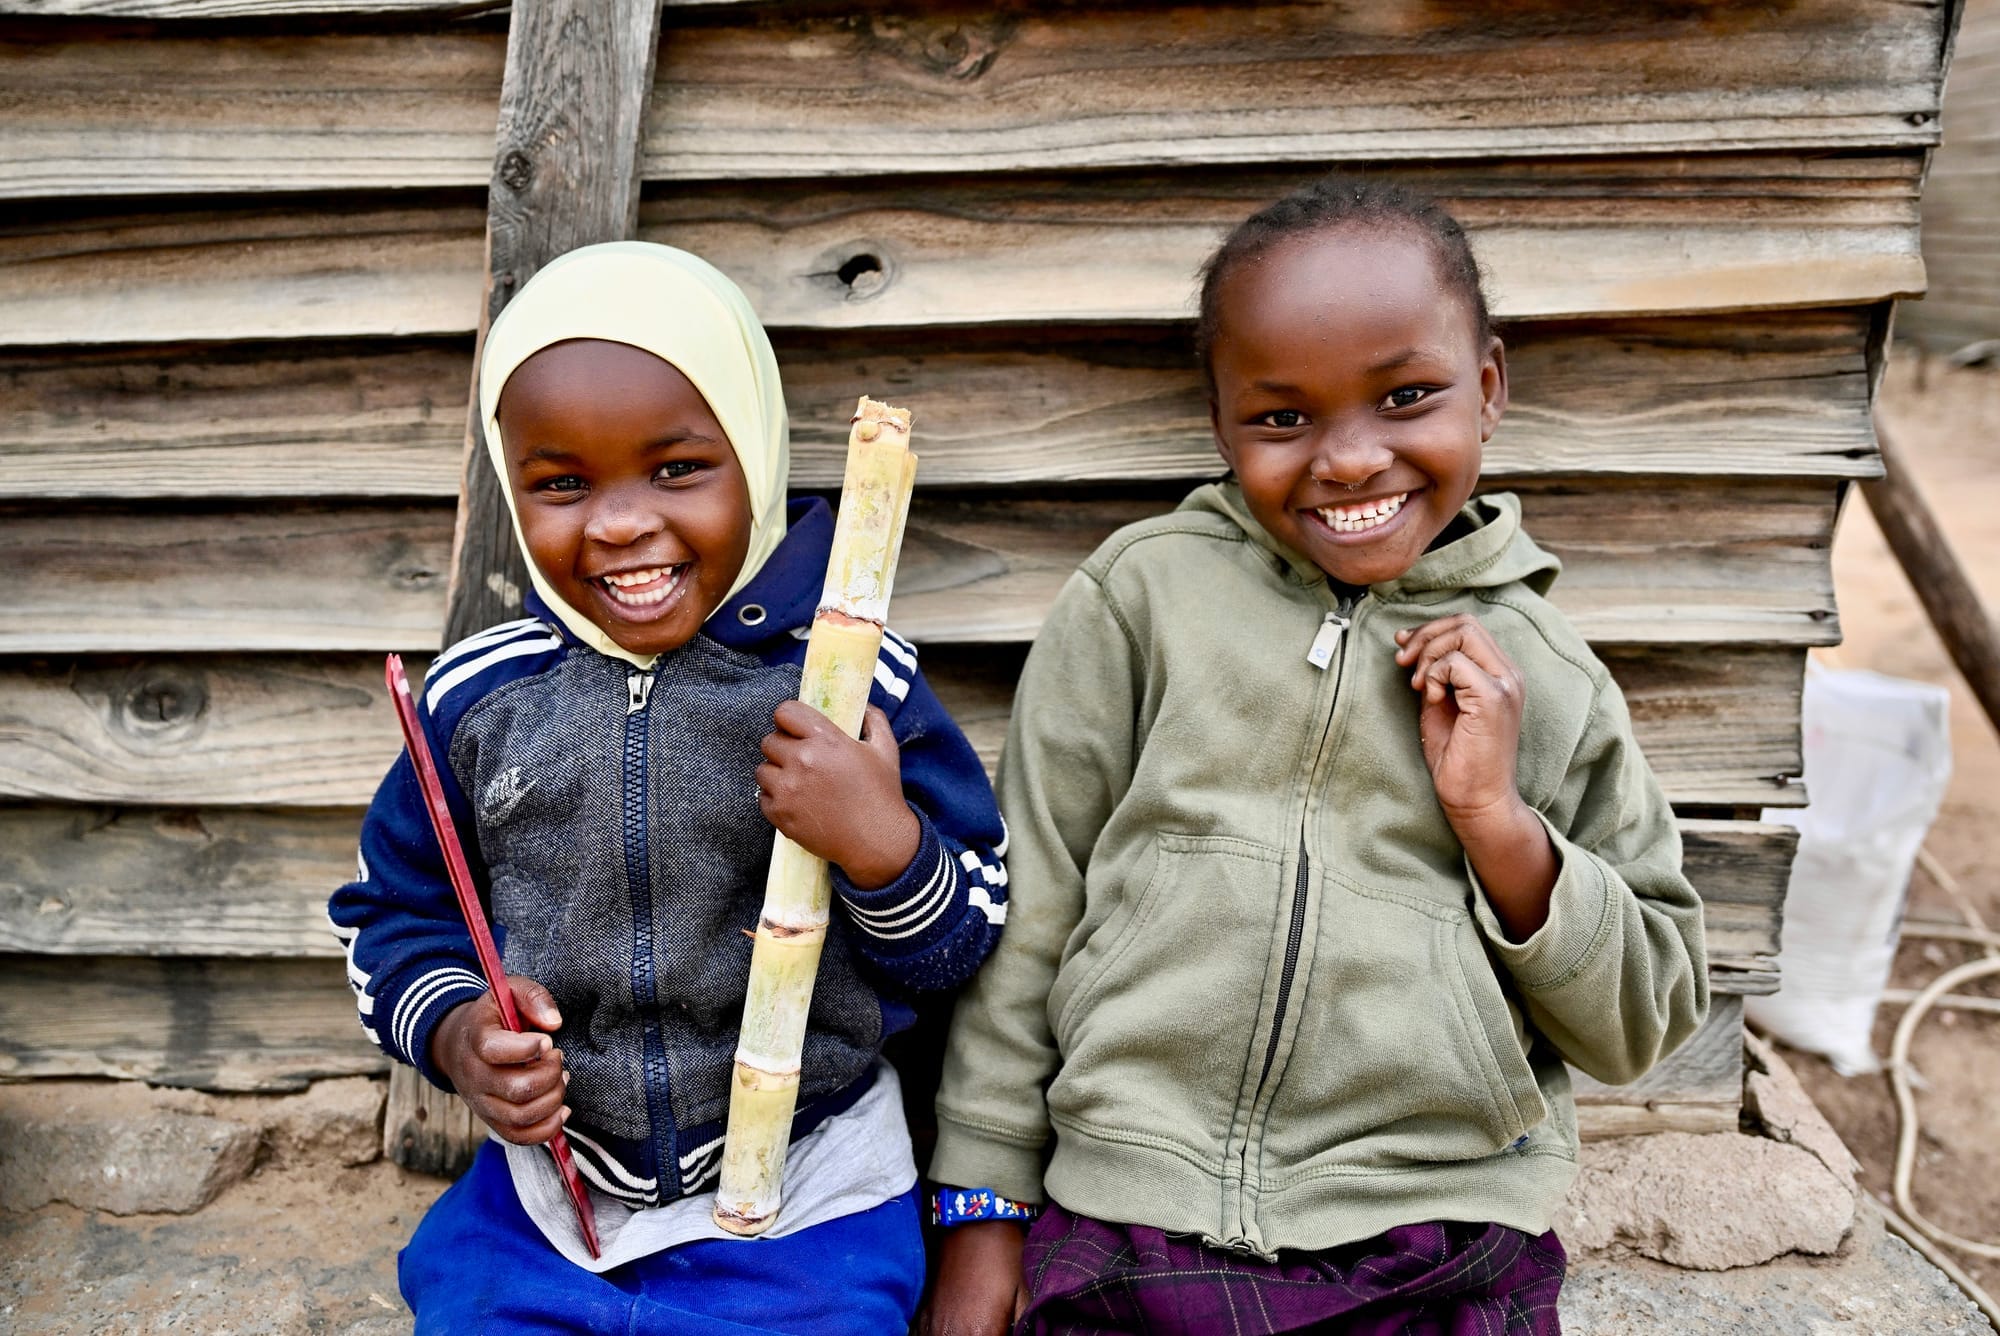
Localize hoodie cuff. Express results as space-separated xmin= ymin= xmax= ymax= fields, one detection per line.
xmin=832 ymin=807 xmax=961 ymax=957
xmin=929 ymin=1112 xmax=1050 ymax=1206
xmin=1467 ymin=810 xmax=1616 ymax=994
xmin=386 ymin=962 xmax=492 ymax=1091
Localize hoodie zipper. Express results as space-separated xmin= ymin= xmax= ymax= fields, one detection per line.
xmin=620 ymin=663 xmax=676 ymax=1204
xmin=1253 ymin=606 xmax=1353 ymax=1091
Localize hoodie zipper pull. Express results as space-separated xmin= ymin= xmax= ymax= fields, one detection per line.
xmin=1305 ymin=612 xmax=1350 ymax=670
xmin=626 ymin=668 xmax=654 ymax=715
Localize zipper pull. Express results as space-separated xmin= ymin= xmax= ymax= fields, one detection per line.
xmin=626 ymin=668 xmax=654 ymax=715
xmin=1305 ymin=612 xmax=1349 ymax=670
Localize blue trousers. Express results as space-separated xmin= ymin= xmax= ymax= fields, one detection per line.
xmin=399 ymin=1141 xmax=924 ymax=1334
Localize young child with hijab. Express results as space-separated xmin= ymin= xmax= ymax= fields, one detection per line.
xmin=328 ymin=242 xmax=1009 ymax=1333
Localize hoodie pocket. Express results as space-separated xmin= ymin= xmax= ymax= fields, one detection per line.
xmin=1443 ymin=917 xmax=1549 ymax=1143
xmin=1264 ymin=888 xmax=1547 ymax=1174
xmin=1047 ymin=834 xmax=1285 ymax=1156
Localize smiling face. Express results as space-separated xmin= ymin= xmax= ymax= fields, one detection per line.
xmin=1208 ymin=224 xmax=1507 ymax=588
xmin=497 ymin=338 xmax=752 ymax=657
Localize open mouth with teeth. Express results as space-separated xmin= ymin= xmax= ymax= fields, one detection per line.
xmin=1313 ymin=491 xmax=1410 ymax=535
xmin=594 ymin=564 xmax=688 ymax=609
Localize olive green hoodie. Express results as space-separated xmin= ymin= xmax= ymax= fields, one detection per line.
xmin=931 ymin=482 xmax=1708 ymax=1256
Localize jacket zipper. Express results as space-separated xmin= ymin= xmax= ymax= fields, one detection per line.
xmin=1255 ymin=609 xmax=1351 ymax=1086
xmin=620 ymin=663 xmax=676 ymax=1204
xmin=1233 ymin=600 xmax=1355 ymax=1236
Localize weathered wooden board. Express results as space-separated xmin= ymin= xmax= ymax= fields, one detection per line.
xmin=0 ymin=645 xmax=1803 ymax=810
xmin=0 ymin=311 xmax=1880 ymax=499
xmin=1900 ymin=0 xmax=2000 ymax=347
xmin=0 ymin=806 xmax=1785 ymax=985
xmin=0 ymin=338 xmax=473 ymax=499
xmin=1573 ymin=996 xmax=1746 ymax=1138
xmin=0 ymin=656 xmax=427 ymax=807
xmin=0 ymin=954 xmax=384 ymax=1091
xmin=920 ymin=642 xmax=1807 ymax=812
xmin=0 ymin=155 xmax=1926 ymax=345
xmin=0 ymin=956 xmax=1748 ymax=1110
xmin=0 ymin=806 xmax=365 ymax=958
xmin=0 ymin=480 xmax=1841 ymax=654
xmin=0 ymin=1 xmax=510 ymax=13
xmin=0 ymin=3 xmax=1952 ymax=198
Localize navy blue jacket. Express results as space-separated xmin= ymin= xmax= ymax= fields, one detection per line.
xmin=328 ymin=499 xmax=1008 ymax=1207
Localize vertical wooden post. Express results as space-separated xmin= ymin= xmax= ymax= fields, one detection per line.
xmin=386 ymin=0 xmax=667 ymax=1176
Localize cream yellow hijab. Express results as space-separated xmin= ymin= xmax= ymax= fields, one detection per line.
xmin=478 ymin=242 xmax=790 ymax=668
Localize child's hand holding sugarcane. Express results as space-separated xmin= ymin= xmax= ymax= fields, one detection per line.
xmin=757 ymin=701 xmax=921 ymax=891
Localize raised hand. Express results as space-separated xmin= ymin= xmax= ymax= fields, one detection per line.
xmin=1393 ymin=614 xmax=1556 ymax=939
xmin=757 ymin=701 xmax=922 ymax=891
xmin=1394 ymin=613 xmax=1527 ymax=822
xmin=429 ymin=975 xmax=570 ymax=1145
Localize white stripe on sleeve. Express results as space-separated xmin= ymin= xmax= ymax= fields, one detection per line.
xmin=425 ymin=636 xmax=563 ymax=713
xmin=872 ymin=658 xmax=911 ymax=702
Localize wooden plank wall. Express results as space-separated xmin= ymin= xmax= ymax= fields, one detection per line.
xmin=0 ymin=2 xmax=1956 ymax=1129
xmin=1903 ymin=0 xmax=2000 ymax=348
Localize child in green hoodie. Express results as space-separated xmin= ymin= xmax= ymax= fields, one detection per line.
xmin=921 ymin=177 xmax=1710 ymax=1335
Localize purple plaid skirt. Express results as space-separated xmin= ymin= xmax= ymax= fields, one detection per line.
xmin=1016 ymin=1203 xmax=1564 ymax=1336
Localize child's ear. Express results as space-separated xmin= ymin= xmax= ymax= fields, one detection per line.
xmin=1478 ymin=335 xmax=1510 ymax=444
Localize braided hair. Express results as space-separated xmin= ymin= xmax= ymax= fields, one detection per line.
xmin=1195 ymin=175 xmax=1492 ymax=395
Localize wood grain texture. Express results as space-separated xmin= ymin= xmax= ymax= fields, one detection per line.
xmin=0 ymin=312 xmax=1879 ymax=499
xmin=0 ymin=952 xmax=1746 ymax=1105
xmin=0 ymin=0 xmax=735 ymax=14
xmin=444 ymin=0 xmax=665 ymax=645
xmin=0 ymin=0 xmax=509 ymax=13
xmin=0 ymin=155 xmax=1925 ymax=346
xmin=1572 ymin=995 xmax=1745 ymax=1127
xmin=922 ymin=641 xmax=1808 ymax=814
xmin=382 ymin=1063 xmax=486 ymax=1175
xmin=0 ymin=804 xmax=1785 ymax=984
xmin=0 ymin=480 xmax=1840 ymax=654
xmin=0 ymin=954 xmax=384 ymax=1091
xmin=1900 ymin=0 xmax=2000 ymax=347
xmin=0 ymin=645 xmax=1803 ymax=811
xmin=0 ymin=657 xmax=424 ymax=807
xmin=0 ymin=954 xmax=1746 ymax=1104
xmin=0 ymin=338 xmax=473 ymax=498
xmin=0 ymin=805 xmax=365 ymax=957
xmin=0 ymin=3 xmax=1951 ymax=198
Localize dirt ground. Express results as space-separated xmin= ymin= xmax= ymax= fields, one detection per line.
xmin=1783 ymin=348 xmax=2000 ymax=1293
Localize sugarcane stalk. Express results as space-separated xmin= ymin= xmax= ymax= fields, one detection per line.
xmin=714 ymin=397 xmax=918 ymax=1235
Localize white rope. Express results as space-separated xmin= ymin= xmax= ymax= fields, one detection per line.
xmin=1871 ymin=845 xmax=2000 ymax=1284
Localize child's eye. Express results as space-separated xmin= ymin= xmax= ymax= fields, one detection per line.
xmin=1257 ymin=410 xmax=1307 ymax=429
xmin=535 ymin=474 xmax=585 ymax=494
xmin=1382 ymin=387 xmax=1433 ymax=410
xmin=657 ymin=460 xmax=705 ymax=481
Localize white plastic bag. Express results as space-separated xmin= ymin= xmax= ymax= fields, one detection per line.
xmin=1745 ymin=666 xmax=1952 ymax=1075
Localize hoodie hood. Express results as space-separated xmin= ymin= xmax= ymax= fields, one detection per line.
xmin=1183 ymin=480 xmax=1561 ymax=600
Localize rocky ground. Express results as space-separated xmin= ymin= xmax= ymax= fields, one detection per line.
xmin=3 ymin=351 xmax=1997 ymax=1334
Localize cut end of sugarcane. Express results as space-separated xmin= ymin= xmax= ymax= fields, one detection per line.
xmin=851 ymin=396 xmax=912 ymax=442
xmin=713 ymin=1202 xmax=776 ymax=1236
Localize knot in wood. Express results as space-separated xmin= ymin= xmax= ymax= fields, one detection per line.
xmin=498 ymin=149 xmax=535 ymax=194
xmin=864 ymin=16 xmax=1007 ymax=81
xmin=115 ymin=665 xmax=209 ymax=738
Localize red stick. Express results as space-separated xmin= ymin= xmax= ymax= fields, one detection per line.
xmin=385 ymin=654 xmax=602 ymax=1260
